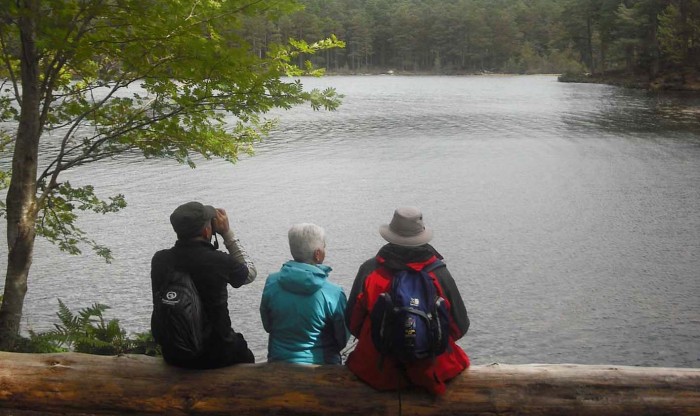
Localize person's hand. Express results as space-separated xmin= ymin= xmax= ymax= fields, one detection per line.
xmin=212 ymin=208 xmax=231 ymax=235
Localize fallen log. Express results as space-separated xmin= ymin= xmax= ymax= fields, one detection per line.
xmin=1 ymin=352 xmax=699 ymax=415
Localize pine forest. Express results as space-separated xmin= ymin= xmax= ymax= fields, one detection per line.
xmin=241 ymin=0 xmax=700 ymax=89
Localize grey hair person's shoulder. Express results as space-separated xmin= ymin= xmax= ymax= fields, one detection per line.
xmin=288 ymin=223 xmax=326 ymax=264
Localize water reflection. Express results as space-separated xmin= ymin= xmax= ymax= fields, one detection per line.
xmin=559 ymin=85 xmax=700 ymax=136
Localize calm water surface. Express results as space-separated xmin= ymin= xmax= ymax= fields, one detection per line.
xmin=2 ymin=75 xmax=699 ymax=367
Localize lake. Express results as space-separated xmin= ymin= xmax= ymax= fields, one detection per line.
xmin=1 ymin=75 xmax=699 ymax=367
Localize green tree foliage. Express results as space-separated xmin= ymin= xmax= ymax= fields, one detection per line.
xmin=0 ymin=0 xmax=343 ymax=349
xmin=270 ymin=0 xmax=697 ymax=78
xmin=658 ymin=0 xmax=700 ymax=66
xmin=272 ymin=0 xmax=581 ymax=73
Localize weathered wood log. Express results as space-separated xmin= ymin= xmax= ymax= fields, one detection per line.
xmin=1 ymin=352 xmax=699 ymax=415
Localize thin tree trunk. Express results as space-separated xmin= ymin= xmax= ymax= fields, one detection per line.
xmin=679 ymin=0 xmax=690 ymax=67
xmin=650 ymin=18 xmax=660 ymax=77
xmin=600 ymin=38 xmax=607 ymax=73
xmin=587 ymin=16 xmax=595 ymax=74
xmin=0 ymin=0 xmax=41 ymax=351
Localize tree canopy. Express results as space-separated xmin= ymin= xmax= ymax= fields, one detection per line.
xmin=0 ymin=0 xmax=342 ymax=349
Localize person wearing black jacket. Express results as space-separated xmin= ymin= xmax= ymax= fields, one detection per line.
xmin=151 ymin=201 xmax=257 ymax=369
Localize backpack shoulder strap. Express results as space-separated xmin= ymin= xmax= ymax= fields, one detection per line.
xmin=167 ymin=248 xmax=195 ymax=279
xmin=422 ymin=259 xmax=445 ymax=274
xmin=419 ymin=259 xmax=446 ymax=300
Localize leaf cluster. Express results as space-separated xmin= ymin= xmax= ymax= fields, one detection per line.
xmin=36 ymin=182 xmax=126 ymax=261
xmin=0 ymin=0 xmax=344 ymax=262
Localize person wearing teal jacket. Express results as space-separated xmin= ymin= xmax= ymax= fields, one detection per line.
xmin=260 ymin=223 xmax=350 ymax=364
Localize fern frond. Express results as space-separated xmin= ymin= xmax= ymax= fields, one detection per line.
xmin=56 ymin=299 xmax=76 ymax=328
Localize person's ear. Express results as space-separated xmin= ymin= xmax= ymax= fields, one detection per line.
xmin=313 ymin=248 xmax=325 ymax=264
xmin=201 ymin=222 xmax=212 ymax=239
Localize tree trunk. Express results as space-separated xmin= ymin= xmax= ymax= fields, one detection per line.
xmin=1 ymin=352 xmax=700 ymax=416
xmin=600 ymin=37 xmax=607 ymax=73
xmin=0 ymin=0 xmax=41 ymax=351
xmin=679 ymin=0 xmax=690 ymax=67
xmin=649 ymin=14 xmax=661 ymax=78
xmin=586 ymin=16 xmax=595 ymax=74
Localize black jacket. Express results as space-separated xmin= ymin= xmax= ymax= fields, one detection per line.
xmin=151 ymin=239 xmax=249 ymax=356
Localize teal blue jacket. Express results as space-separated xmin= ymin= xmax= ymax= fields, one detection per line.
xmin=260 ymin=261 xmax=349 ymax=364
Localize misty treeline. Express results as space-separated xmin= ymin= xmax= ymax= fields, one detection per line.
xmin=240 ymin=0 xmax=700 ymax=77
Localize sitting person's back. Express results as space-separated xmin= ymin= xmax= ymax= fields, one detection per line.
xmin=260 ymin=223 xmax=349 ymax=364
xmin=346 ymin=207 xmax=470 ymax=395
xmin=151 ymin=202 xmax=257 ymax=369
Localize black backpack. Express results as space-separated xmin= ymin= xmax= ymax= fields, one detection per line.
xmin=151 ymin=269 xmax=206 ymax=360
xmin=370 ymin=260 xmax=450 ymax=363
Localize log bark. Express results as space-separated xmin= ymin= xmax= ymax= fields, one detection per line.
xmin=1 ymin=352 xmax=699 ymax=415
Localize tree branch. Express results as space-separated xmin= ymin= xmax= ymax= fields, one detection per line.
xmin=0 ymin=21 xmax=21 ymax=103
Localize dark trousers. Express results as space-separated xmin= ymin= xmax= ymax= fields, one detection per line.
xmin=165 ymin=331 xmax=255 ymax=369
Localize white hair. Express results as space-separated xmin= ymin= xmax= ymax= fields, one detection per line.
xmin=288 ymin=223 xmax=326 ymax=263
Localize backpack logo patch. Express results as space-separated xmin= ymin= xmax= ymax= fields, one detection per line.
xmin=164 ymin=291 xmax=179 ymax=303
xmin=370 ymin=261 xmax=450 ymax=363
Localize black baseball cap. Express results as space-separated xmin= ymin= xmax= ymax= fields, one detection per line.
xmin=170 ymin=201 xmax=216 ymax=239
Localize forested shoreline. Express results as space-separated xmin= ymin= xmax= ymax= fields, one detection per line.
xmin=240 ymin=0 xmax=700 ymax=90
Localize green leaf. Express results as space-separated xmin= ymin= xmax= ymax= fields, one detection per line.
xmin=3 ymin=0 xmax=344 ymax=267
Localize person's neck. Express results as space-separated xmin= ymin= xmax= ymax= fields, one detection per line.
xmin=182 ymin=236 xmax=208 ymax=243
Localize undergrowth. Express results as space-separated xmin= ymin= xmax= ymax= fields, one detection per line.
xmin=2 ymin=296 xmax=160 ymax=356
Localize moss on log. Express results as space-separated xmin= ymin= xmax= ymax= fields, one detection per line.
xmin=1 ymin=351 xmax=699 ymax=415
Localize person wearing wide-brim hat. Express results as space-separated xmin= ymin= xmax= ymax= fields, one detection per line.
xmin=345 ymin=206 xmax=470 ymax=395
